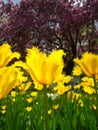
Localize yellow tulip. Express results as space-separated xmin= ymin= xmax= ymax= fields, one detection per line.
xmin=27 ymin=97 xmax=33 ymax=103
xmin=52 ymin=104 xmax=59 ymax=110
xmin=1 ymin=110 xmax=6 ymax=114
xmin=72 ymin=65 xmax=82 ymax=76
xmin=26 ymin=106 xmax=32 ymax=112
xmin=48 ymin=110 xmax=52 ymax=114
xmin=74 ymin=52 xmax=98 ymax=78
xmin=1 ymin=105 xmax=6 ymax=109
xmin=15 ymin=47 xmax=65 ymax=85
xmin=0 ymin=66 xmax=18 ymax=99
xmin=15 ymin=68 xmax=28 ymax=86
xmin=31 ymin=91 xmax=38 ymax=97
xmin=0 ymin=43 xmax=20 ymax=67
xmin=11 ymin=91 xmax=17 ymax=97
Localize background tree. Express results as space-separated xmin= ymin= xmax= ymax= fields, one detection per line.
xmin=0 ymin=0 xmax=98 ymax=74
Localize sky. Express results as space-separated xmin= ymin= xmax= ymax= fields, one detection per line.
xmin=3 ymin=0 xmax=21 ymax=3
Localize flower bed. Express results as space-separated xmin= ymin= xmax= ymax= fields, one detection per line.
xmin=0 ymin=43 xmax=98 ymax=130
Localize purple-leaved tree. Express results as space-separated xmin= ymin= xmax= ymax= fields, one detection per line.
xmin=0 ymin=0 xmax=98 ymax=74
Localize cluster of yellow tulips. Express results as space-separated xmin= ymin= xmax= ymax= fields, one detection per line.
xmin=0 ymin=43 xmax=66 ymax=99
xmin=0 ymin=43 xmax=20 ymax=99
xmin=1 ymin=43 xmax=98 ymax=98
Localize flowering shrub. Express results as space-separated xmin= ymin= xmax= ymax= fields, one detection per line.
xmin=0 ymin=43 xmax=98 ymax=130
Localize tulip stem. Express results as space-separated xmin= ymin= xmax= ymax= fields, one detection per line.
xmin=43 ymin=85 xmax=49 ymax=130
xmin=93 ymin=76 xmax=98 ymax=123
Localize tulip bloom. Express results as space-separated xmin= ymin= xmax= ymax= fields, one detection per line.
xmin=74 ymin=52 xmax=98 ymax=78
xmin=15 ymin=47 xmax=65 ymax=85
xmin=0 ymin=43 xmax=20 ymax=67
xmin=0 ymin=66 xmax=18 ymax=99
